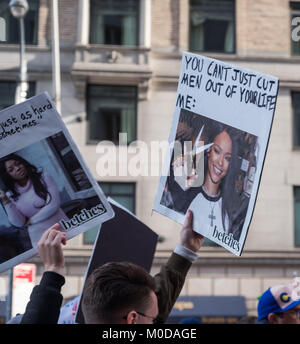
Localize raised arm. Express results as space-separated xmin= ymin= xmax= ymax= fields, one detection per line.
xmin=21 ymin=224 xmax=66 ymax=324
xmin=154 ymin=210 xmax=205 ymax=323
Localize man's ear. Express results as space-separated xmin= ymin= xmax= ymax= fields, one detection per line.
xmin=126 ymin=311 xmax=138 ymax=324
xmin=268 ymin=313 xmax=279 ymax=324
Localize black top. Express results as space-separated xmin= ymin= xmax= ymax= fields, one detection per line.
xmin=20 ymin=271 xmax=65 ymax=324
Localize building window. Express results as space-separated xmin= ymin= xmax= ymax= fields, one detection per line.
xmin=189 ymin=0 xmax=235 ymax=53
xmin=90 ymin=0 xmax=139 ymax=46
xmin=86 ymin=85 xmax=137 ymax=145
xmin=294 ymin=187 xmax=300 ymax=246
xmin=101 ymin=182 xmax=136 ymax=213
xmin=292 ymin=92 xmax=300 ymax=148
xmin=291 ymin=2 xmax=300 ymax=55
xmin=0 ymin=81 xmax=35 ymax=110
xmin=84 ymin=182 xmax=136 ymax=244
xmin=0 ymin=0 xmax=39 ymax=45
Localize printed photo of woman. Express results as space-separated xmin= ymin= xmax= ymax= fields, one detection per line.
xmin=160 ymin=109 xmax=258 ymax=242
xmin=187 ymin=123 xmax=240 ymax=238
xmin=0 ymin=154 xmax=69 ymax=247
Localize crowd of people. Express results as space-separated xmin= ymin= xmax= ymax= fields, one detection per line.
xmin=0 ymin=150 xmax=299 ymax=325
xmin=5 ymin=209 xmax=300 ymax=325
xmin=2 ymin=110 xmax=295 ymax=325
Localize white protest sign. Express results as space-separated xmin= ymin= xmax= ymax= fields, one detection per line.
xmin=153 ymin=52 xmax=279 ymax=256
xmin=0 ymin=92 xmax=114 ymax=272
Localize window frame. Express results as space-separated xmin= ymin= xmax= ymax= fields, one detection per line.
xmin=89 ymin=0 xmax=140 ymax=47
xmin=188 ymin=0 xmax=236 ymax=54
xmin=0 ymin=81 xmax=36 ymax=110
xmin=291 ymin=1 xmax=300 ymax=56
xmin=294 ymin=186 xmax=300 ymax=247
xmin=86 ymin=84 xmax=138 ymax=146
xmin=291 ymin=91 xmax=300 ymax=150
xmin=83 ymin=181 xmax=136 ymax=245
xmin=100 ymin=181 xmax=136 ymax=214
xmin=0 ymin=0 xmax=39 ymax=46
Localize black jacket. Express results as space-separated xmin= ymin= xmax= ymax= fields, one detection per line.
xmin=20 ymin=271 xmax=65 ymax=324
xmin=20 ymin=253 xmax=191 ymax=324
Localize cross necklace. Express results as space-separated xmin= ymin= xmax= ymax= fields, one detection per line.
xmin=208 ymin=202 xmax=216 ymax=227
xmin=202 ymin=185 xmax=219 ymax=228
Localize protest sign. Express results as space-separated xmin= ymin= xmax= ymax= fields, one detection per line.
xmin=153 ymin=52 xmax=279 ymax=256
xmin=0 ymin=92 xmax=114 ymax=272
xmin=75 ymin=198 xmax=158 ymax=323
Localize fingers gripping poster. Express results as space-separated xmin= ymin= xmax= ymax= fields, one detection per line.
xmin=0 ymin=92 xmax=114 ymax=272
xmin=153 ymin=52 xmax=279 ymax=256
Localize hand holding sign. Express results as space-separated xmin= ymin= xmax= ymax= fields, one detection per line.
xmin=180 ymin=210 xmax=205 ymax=253
xmin=37 ymin=223 xmax=66 ymax=275
xmin=0 ymin=92 xmax=114 ymax=273
xmin=154 ymin=52 xmax=279 ymax=256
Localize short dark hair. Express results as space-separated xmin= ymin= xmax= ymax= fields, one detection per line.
xmin=81 ymin=262 xmax=156 ymax=324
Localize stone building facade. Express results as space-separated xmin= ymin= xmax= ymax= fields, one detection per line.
xmin=0 ymin=0 xmax=300 ymax=318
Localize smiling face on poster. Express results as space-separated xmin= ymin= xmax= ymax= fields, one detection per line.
xmin=153 ymin=52 xmax=279 ymax=256
xmin=0 ymin=93 xmax=114 ymax=273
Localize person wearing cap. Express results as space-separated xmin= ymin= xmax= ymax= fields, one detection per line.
xmin=256 ymin=280 xmax=300 ymax=324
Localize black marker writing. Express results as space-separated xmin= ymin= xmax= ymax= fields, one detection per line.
xmin=256 ymin=77 xmax=275 ymax=92
xmin=207 ymin=61 xmax=231 ymax=82
xmin=225 ymin=84 xmax=237 ymax=98
xmin=31 ymin=99 xmax=53 ymax=119
xmin=231 ymin=69 xmax=256 ymax=87
xmin=240 ymin=87 xmax=276 ymax=110
xmin=181 ymin=73 xmax=202 ymax=89
xmin=184 ymin=55 xmax=204 ymax=72
xmin=205 ymin=79 xmax=224 ymax=96
xmin=176 ymin=93 xmax=196 ymax=110
xmin=0 ymin=100 xmax=52 ymax=142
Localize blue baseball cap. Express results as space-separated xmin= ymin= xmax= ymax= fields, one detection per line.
xmin=257 ymin=281 xmax=300 ymax=320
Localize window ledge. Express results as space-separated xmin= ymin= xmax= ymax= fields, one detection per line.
xmin=85 ymin=140 xmax=140 ymax=147
xmin=74 ymin=44 xmax=151 ymax=70
xmin=72 ymin=66 xmax=152 ymax=100
xmin=152 ymin=49 xmax=300 ymax=65
xmin=76 ymin=43 xmax=150 ymax=52
xmin=151 ymin=49 xmax=237 ymax=60
xmin=212 ymin=53 xmax=300 ymax=65
xmin=0 ymin=44 xmax=50 ymax=51
xmin=154 ymin=248 xmax=300 ymax=260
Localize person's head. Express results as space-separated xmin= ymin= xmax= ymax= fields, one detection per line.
xmin=257 ymin=281 xmax=300 ymax=324
xmin=203 ymin=124 xmax=239 ymax=230
xmin=81 ymin=262 xmax=159 ymax=324
xmin=0 ymin=153 xmax=49 ymax=203
xmin=2 ymin=157 xmax=28 ymax=183
xmin=206 ymin=129 xmax=233 ymax=186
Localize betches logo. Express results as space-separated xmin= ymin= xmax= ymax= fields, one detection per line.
xmin=60 ymin=204 xmax=106 ymax=231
